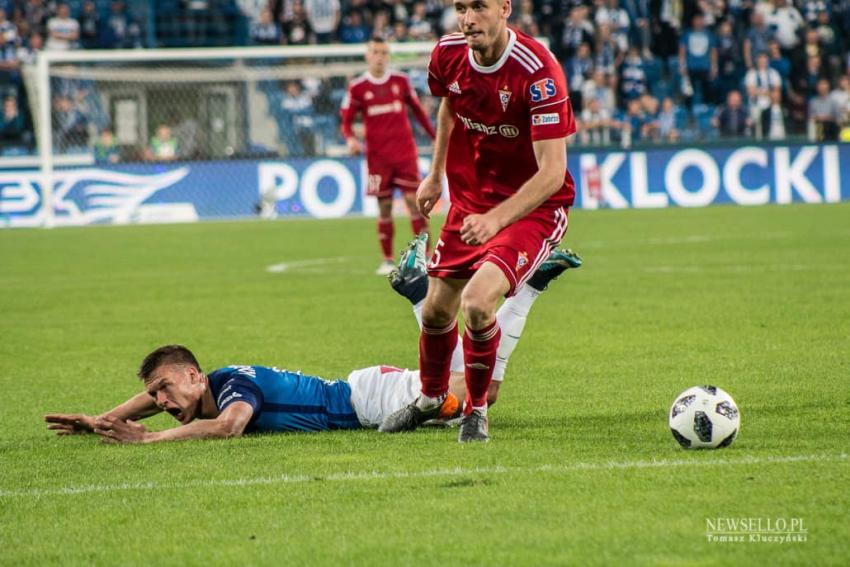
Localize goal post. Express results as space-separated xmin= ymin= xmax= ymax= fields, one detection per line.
xmin=22 ymin=42 xmax=438 ymax=227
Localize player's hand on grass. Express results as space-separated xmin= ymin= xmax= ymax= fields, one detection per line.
xmin=461 ymin=212 xmax=503 ymax=245
xmin=346 ymin=137 xmax=363 ymax=155
xmin=44 ymin=413 xmax=98 ymax=435
xmin=416 ymin=174 xmax=442 ymax=218
xmin=94 ymin=415 xmax=149 ymax=444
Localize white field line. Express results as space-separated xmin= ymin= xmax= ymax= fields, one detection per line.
xmin=265 ymin=257 xmax=351 ymax=273
xmin=1 ymin=453 xmax=845 ymax=500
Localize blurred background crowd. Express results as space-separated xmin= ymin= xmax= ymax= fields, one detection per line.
xmin=2 ymin=0 xmax=850 ymax=157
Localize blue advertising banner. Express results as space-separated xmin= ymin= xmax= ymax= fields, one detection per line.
xmin=1 ymin=143 xmax=847 ymax=228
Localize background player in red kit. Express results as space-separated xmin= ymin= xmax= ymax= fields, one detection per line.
xmin=340 ymin=36 xmax=437 ymax=275
xmin=379 ymin=0 xmax=576 ymax=442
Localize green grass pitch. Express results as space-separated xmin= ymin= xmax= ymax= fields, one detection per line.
xmin=1 ymin=203 xmax=848 ymax=565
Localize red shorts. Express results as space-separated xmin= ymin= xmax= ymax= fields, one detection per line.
xmin=366 ymin=160 xmax=421 ymax=198
xmin=428 ymin=205 xmax=569 ymax=297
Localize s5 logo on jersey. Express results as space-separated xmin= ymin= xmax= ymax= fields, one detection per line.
xmin=529 ymin=78 xmax=556 ymax=103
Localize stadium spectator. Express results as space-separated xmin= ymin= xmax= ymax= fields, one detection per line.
xmin=814 ymin=12 xmax=844 ymax=78
xmin=743 ymin=11 xmax=774 ymax=69
xmin=53 ymin=94 xmax=89 ymax=149
xmin=745 ymin=52 xmax=782 ymax=122
xmin=559 ymin=5 xmax=594 ymax=60
xmin=566 ymin=42 xmax=593 ymax=111
xmin=513 ymin=0 xmax=539 ymax=37
xmin=713 ymin=90 xmax=751 ymax=138
xmin=304 ymin=0 xmax=340 ymax=44
xmin=0 ymin=32 xmax=20 ymax=94
xmin=250 ymin=7 xmax=281 ymax=45
xmin=371 ymin=10 xmax=392 ymax=39
xmin=620 ymin=45 xmax=647 ymax=103
xmin=78 ymin=1 xmax=100 ymax=49
xmin=759 ymin=87 xmax=788 ymax=140
xmin=0 ymin=8 xmax=19 ymax=45
xmin=582 ymin=68 xmax=617 ymax=117
xmin=594 ymin=23 xmax=620 ymax=77
xmin=236 ymin=0 xmax=268 ymax=24
xmin=767 ymin=39 xmax=791 ymax=85
xmin=808 ymin=78 xmax=840 ymax=141
xmin=829 ymin=74 xmax=850 ymax=125
xmin=656 ymin=96 xmax=680 ymax=142
xmin=0 ymin=95 xmax=25 ymax=146
xmin=764 ymin=0 xmax=804 ymax=52
xmin=338 ymin=10 xmax=370 ymax=44
xmin=619 ymin=0 xmax=650 ymax=56
xmin=280 ymin=80 xmax=315 ymax=154
xmin=103 ymin=1 xmax=140 ymax=49
xmin=24 ymin=0 xmax=49 ymax=39
xmin=594 ymin=0 xmax=630 ymax=53
xmin=579 ymin=97 xmax=613 ymax=145
xmin=679 ymin=12 xmax=717 ymax=107
xmin=93 ymin=128 xmax=120 ymax=163
xmin=714 ymin=19 xmax=742 ymax=102
xmin=46 ymin=3 xmax=79 ymax=51
xmin=281 ymin=0 xmax=313 ymax=45
xmin=799 ymin=0 xmax=830 ymax=25
xmin=144 ymin=124 xmax=179 ymax=161
xmin=652 ymin=0 xmax=682 ymax=59
xmin=620 ymin=97 xmax=648 ymax=146
xmin=407 ymin=2 xmax=434 ymax=40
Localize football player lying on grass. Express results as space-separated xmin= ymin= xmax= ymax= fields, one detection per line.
xmin=44 ymin=240 xmax=581 ymax=444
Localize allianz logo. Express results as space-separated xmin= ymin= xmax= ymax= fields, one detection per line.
xmin=457 ymin=114 xmax=519 ymax=138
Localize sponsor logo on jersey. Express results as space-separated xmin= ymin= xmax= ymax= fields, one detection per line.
xmin=532 ymin=113 xmax=560 ymax=126
xmin=457 ymin=114 xmax=519 ymax=138
xmin=365 ymin=91 xmax=374 ymax=100
xmin=498 ymin=124 xmax=519 ymax=138
xmin=391 ymin=84 xmax=400 ymax=95
xmin=448 ymin=81 xmax=462 ymax=94
xmin=529 ymin=78 xmax=556 ymax=103
xmin=516 ymin=251 xmax=528 ymax=271
xmin=499 ymin=88 xmax=512 ymax=112
xmin=366 ymin=100 xmax=403 ymax=116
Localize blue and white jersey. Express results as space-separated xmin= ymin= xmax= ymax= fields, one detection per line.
xmin=207 ymin=365 xmax=361 ymax=433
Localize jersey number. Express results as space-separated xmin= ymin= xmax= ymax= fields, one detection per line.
xmin=428 ymin=238 xmax=445 ymax=270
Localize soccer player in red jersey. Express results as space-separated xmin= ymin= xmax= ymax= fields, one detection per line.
xmin=340 ymin=36 xmax=437 ymax=275
xmin=379 ymin=0 xmax=576 ymax=442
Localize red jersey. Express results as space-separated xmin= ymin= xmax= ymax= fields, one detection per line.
xmin=340 ymin=71 xmax=436 ymax=167
xmin=428 ymin=29 xmax=577 ymax=214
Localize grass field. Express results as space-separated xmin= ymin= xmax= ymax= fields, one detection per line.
xmin=1 ymin=203 xmax=849 ymax=566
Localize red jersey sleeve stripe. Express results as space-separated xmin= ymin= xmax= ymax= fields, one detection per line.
xmin=509 ymin=53 xmax=538 ymax=74
xmin=513 ymin=42 xmax=544 ymax=68
xmin=511 ymin=49 xmax=542 ymax=72
xmin=530 ymin=95 xmax=570 ymax=112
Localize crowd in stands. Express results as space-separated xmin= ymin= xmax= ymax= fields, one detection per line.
xmin=2 ymin=0 xmax=850 ymax=156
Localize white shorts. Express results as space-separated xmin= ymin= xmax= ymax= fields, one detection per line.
xmin=347 ymin=365 xmax=422 ymax=428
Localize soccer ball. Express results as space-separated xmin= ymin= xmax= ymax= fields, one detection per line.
xmin=669 ymin=386 xmax=740 ymax=449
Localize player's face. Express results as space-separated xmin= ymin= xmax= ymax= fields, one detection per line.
xmin=454 ymin=0 xmax=510 ymax=53
xmin=366 ymin=42 xmax=390 ymax=76
xmin=145 ymin=364 xmax=206 ymax=425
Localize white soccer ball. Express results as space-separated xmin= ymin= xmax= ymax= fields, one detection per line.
xmin=669 ymin=386 xmax=740 ymax=449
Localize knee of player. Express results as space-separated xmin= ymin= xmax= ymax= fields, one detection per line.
xmin=421 ymin=302 xmax=456 ymax=328
xmin=460 ymin=292 xmax=497 ymax=328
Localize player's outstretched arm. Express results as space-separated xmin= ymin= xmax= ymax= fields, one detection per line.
xmin=45 ymin=391 xmax=162 ymax=436
xmin=461 ymin=137 xmax=567 ymax=245
xmin=417 ymin=98 xmax=454 ymax=218
xmin=93 ymin=401 xmax=254 ymax=444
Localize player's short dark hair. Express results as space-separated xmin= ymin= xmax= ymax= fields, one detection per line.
xmin=368 ymin=35 xmax=386 ymax=44
xmin=138 ymin=345 xmax=201 ymax=380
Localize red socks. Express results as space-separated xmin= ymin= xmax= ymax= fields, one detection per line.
xmin=377 ymin=218 xmax=394 ymax=260
xmin=462 ymin=320 xmax=500 ymax=409
xmin=419 ymin=321 xmax=458 ymax=398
